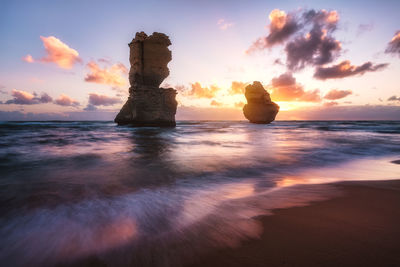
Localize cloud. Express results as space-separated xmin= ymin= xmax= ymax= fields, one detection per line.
xmin=24 ymin=36 xmax=81 ymax=69
xmin=85 ymin=61 xmax=128 ymax=87
xmin=84 ymin=104 xmax=98 ymax=111
xmin=270 ymin=73 xmax=321 ymax=102
xmin=234 ymin=101 xmax=244 ymax=108
xmin=189 ymin=82 xmax=220 ymax=98
xmin=35 ymin=92 xmax=53 ymax=103
xmin=229 ymin=81 xmax=247 ymax=95
xmin=4 ymin=89 xmax=53 ymax=105
xmin=210 ymin=100 xmax=223 ymax=106
xmin=323 ymin=101 xmax=339 ymax=107
xmin=247 ymin=8 xmax=340 ymax=64
xmin=247 ymin=9 xmax=299 ymax=53
xmin=88 ymin=93 xmax=121 ymax=106
xmin=357 ymin=23 xmax=374 ymax=36
xmin=385 ymin=31 xmax=400 ymax=57
xmin=285 ymin=23 xmax=341 ymax=70
xmin=22 ymin=54 xmax=34 ymax=63
xmin=314 ymin=60 xmax=388 ymax=80
xmin=388 ymin=95 xmax=400 ymax=101
xmin=324 ymin=89 xmax=352 ymax=100
xmin=217 ymin=19 xmax=234 ymax=30
xmin=54 ymin=94 xmax=80 ymax=107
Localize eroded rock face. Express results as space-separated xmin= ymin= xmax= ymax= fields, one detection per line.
xmin=243 ymin=81 xmax=279 ymax=124
xmin=115 ymin=32 xmax=177 ymax=126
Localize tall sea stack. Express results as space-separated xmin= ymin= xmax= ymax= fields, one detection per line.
xmin=115 ymin=32 xmax=177 ymax=126
xmin=243 ymin=81 xmax=279 ymax=124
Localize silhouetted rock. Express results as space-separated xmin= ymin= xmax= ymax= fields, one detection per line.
xmin=115 ymin=32 xmax=177 ymax=126
xmin=243 ymin=81 xmax=279 ymax=124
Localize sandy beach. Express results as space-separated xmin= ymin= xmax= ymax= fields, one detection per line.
xmin=190 ymin=180 xmax=400 ymax=267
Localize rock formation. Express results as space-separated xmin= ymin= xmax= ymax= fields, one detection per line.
xmin=243 ymin=81 xmax=279 ymax=124
xmin=115 ymin=32 xmax=177 ymax=126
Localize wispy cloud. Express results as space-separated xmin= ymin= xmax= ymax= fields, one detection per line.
xmin=324 ymin=89 xmax=352 ymax=100
xmin=314 ymin=60 xmax=388 ymax=80
xmin=217 ymin=19 xmax=234 ymax=30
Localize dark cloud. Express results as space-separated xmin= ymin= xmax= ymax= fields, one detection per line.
xmin=271 ymin=72 xmax=296 ymax=87
xmin=285 ymin=25 xmax=341 ymax=70
xmin=324 ymin=89 xmax=352 ymax=100
xmin=247 ymin=9 xmax=299 ymax=53
xmin=270 ymin=73 xmax=321 ymax=102
xmin=247 ymin=8 xmax=341 ymax=70
xmin=4 ymin=89 xmax=53 ymax=105
xmin=88 ymin=93 xmax=121 ymax=106
xmin=36 ymin=92 xmax=53 ymax=103
xmin=84 ymin=104 xmax=98 ymax=111
xmin=385 ymin=31 xmax=400 ymax=57
xmin=388 ymin=95 xmax=400 ymax=101
xmin=314 ymin=60 xmax=388 ymax=80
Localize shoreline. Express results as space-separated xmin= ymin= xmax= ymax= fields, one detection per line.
xmin=189 ymin=179 xmax=400 ymax=267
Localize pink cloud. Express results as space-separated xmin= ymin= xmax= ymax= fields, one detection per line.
xmin=54 ymin=94 xmax=80 ymax=107
xmin=217 ymin=19 xmax=234 ymax=30
xmin=85 ymin=61 xmax=128 ymax=88
xmin=22 ymin=54 xmax=34 ymax=63
xmin=4 ymin=89 xmax=53 ymax=105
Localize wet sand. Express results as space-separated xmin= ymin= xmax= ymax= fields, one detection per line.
xmin=189 ymin=180 xmax=400 ymax=267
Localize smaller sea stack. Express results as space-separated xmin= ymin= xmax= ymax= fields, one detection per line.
xmin=243 ymin=81 xmax=279 ymax=124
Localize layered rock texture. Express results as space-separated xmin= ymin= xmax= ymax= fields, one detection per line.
xmin=243 ymin=81 xmax=279 ymax=124
xmin=115 ymin=32 xmax=177 ymax=126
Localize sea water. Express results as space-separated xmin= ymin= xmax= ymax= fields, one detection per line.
xmin=0 ymin=121 xmax=399 ymax=266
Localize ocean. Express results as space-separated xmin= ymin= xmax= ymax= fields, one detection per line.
xmin=0 ymin=121 xmax=399 ymax=266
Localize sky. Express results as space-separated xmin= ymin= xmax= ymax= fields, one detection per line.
xmin=0 ymin=0 xmax=399 ymax=120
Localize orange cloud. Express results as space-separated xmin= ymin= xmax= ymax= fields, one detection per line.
xmin=85 ymin=61 xmax=128 ymax=88
xmin=39 ymin=36 xmax=81 ymax=69
xmin=324 ymin=89 xmax=352 ymax=100
xmin=234 ymin=101 xmax=245 ymax=108
xmin=270 ymin=73 xmax=321 ymax=102
xmin=189 ymin=82 xmax=220 ymax=98
xmin=54 ymin=94 xmax=80 ymax=107
xmin=229 ymin=81 xmax=247 ymax=95
xmin=210 ymin=100 xmax=223 ymax=106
